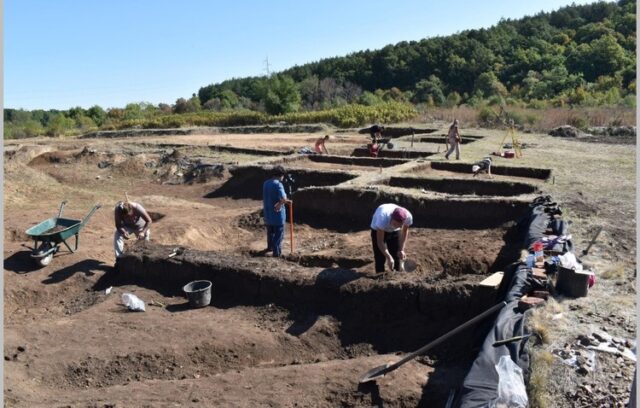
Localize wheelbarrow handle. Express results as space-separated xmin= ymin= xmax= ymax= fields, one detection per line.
xmin=57 ymin=201 xmax=68 ymax=219
xmin=81 ymin=203 xmax=102 ymax=227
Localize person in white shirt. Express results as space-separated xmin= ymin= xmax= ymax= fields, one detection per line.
xmin=370 ymin=204 xmax=413 ymax=273
xmin=472 ymin=157 xmax=493 ymax=178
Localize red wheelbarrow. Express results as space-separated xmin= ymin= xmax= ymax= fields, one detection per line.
xmin=24 ymin=201 xmax=102 ymax=267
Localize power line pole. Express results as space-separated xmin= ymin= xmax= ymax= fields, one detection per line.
xmin=264 ymin=56 xmax=271 ymax=77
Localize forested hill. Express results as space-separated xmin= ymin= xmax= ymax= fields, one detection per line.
xmin=199 ymin=0 xmax=635 ymax=110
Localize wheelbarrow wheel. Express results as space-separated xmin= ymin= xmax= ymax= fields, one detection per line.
xmin=37 ymin=253 xmax=53 ymax=267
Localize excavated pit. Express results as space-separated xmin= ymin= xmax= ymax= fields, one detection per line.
xmin=8 ymin=137 xmax=537 ymax=407
xmin=418 ymin=134 xmax=484 ymax=144
xmin=275 ymin=154 xmax=411 ymax=172
xmin=386 ymin=176 xmax=539 ymax=196
xmin=206 ymin=165 xmax=358 ymax=199
xmin=351 ymin=148 xmax=437 ymax=158
xmin=357 ymin=127 xmax=439 ymax=137
xmin=425 ymin=161 xmax=552 ymax=180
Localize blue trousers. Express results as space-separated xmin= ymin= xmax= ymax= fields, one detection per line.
xmin=266 ymin=225 xmax=285 ymax=257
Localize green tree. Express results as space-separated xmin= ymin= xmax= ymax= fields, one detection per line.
xmin=261 ymin=75 xmax=301 ymax=115
xmin=412 ymin=75 xmax=446 ymax=105
xmin=87 ymin=105 xmax=107 ymax=126
xmin=474 ymin=72 xmax=508 ymax=98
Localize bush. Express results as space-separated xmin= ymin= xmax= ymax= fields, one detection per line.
xmin=477 ymin=106 xmax=496 ymax=125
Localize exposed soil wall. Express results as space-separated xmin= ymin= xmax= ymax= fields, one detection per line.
xmin=429 ymin=162 xmax=552 ymax=180
xmin=115 ymin=242 xmax=497 ymax=351
xmin=150 ymin=143 xmax=293 ymax=156
xmin=351 ymin=148 xmax=436 ymax=159
xmin=207 ymin=166 xmax=357 ymax=199
xmin=280 ymin=155 xmax=410 ymax=168
xmin=388 ymin=176 xmax=539 ymax=196
xmin=292 ymin=187 xmax=530 ymax=231
xmin=418 ymin=136 xmax=482 ymax=144
xmin=358 ymin=127 xmax=438 ymax=137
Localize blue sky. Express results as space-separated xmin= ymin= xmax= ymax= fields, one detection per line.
xmin=5 ymin=0 xmax=599 ymax=111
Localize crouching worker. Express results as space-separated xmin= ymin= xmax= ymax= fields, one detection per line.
xmin=370 ymin=204 xmax=413 ymax=274
xmin=472 ymin=157 xmax=493 ymax=178
xmin=114 ymin=200 xmax=152 ymax=258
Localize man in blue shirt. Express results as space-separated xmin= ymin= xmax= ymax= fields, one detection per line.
xmin=262 ymin=166 xmax=292 ymax=257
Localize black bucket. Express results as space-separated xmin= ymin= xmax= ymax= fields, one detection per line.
xmin=182 ymin=280 xmax=212 ymax=308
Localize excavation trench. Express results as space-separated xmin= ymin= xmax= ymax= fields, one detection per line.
xmin=358 ymin=127 xmax=439 ymax=137
xmin=351 ymin=148 xmax=436 ymax=158
xmin=427 ymin=162 xmax=552 ymax=180
xmin=276 ymin=154 xmax=411 ymax=172
xmin=418 ymin=135 xmax=483 ymax=144
xmin=115 ymin=242 xmax=502 ymax=353
xmin=386 ymin=176 xmax=539 ymax=196
xmin=206 ymin=165 xmax=358 ymax=199
xmin=292 ymin=186 xmax=530 ymax=231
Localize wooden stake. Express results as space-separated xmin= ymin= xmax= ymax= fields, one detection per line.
xmin=289 ymin=202 xmax=294 ymax=254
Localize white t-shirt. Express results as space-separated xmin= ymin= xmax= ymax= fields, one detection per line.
xmin=370 ymin=204 xmax=413 ymax=232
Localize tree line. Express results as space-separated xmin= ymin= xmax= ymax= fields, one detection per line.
xmin=4 ymin=0 xmax=635 ymax=138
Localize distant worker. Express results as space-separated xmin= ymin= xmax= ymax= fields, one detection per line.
xmin=472 ymin=157 xmax=493 ymax=178
xmin=370 ymin=204 xmax=413 ymax=274
xmin=314 ymin=135 xmax=330 ymax=154
xmin=262 ymin=166 xmax=292 ymax=258
xmin=368 ymin=124 xmax=384 ymax=157
xmin=369 ymin=124 xmax=384 ymax=144
xmin=445 ymin=119 xmax=461 ymax=160
xmin=114 ymin=199 xmax=152 ymax=258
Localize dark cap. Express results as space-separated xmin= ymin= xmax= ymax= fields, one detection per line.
xmin=272 ymin=165 xmax=286 ymax=177
xmin=370 ymin=124 xmax=384 ymax=135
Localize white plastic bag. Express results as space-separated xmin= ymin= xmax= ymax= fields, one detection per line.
xmin=121 ymin=293 xmax=146 ymax=312
xmin=489 ymin=355 xmax=528 ymax=408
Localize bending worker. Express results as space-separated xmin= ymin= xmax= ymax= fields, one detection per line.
xmin=114 ymin=200 xmax=152 ymax=258
xmin=314 ymin=135 xmax=330 ymax=154
xmin=370 ymin=204 xmax=413 ymax=273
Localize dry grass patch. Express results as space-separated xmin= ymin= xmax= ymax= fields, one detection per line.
xmin=600 ymin=262 xmax=626 ymax=279
xmin=528 ymin=349 xmax=555 ymax=408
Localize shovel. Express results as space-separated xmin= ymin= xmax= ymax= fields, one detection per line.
xmin=582 ymin=226 xmax=603 ymax=255
xmin=359 ymin=301 xmax=507 ymax=383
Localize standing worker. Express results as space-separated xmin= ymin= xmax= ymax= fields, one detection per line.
xmin=370 ymin=204 xmax=413 ymax=274
xmin=314 ymin=135 xmax=330 ymax=154
xmin=262 ymin=166 xmax=292 ymax=258
xmin=113 ymin=199 xmax=152 ymax=258
xmin=445 ymin=119 xmax=462 ymax=160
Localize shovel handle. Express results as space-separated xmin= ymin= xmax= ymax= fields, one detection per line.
xmin=387 ymin=301 xmax=507 ymax=371
xmin=289 ymin=201 xmax=294 ymax=254
xmin=57 ymin=201 xmax=68 ymax=219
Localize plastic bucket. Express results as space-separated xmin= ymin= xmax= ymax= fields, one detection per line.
xmin=556 ymin=267 xmax=591 ymax=298
xmin=182 ymin=280 xmax=212 ymax=308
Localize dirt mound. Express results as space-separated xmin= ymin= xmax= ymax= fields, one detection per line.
xmin=237 ymin=210 xmax=264 ymax=231
xmin=5 ymin=145 xmax=56 ymax=164
xmin=587 ymin=126 xmax=636 ymax=137
xmin=549 ymin=125 xmax=582 ymax=138
xmin=184 ymin=164 xmax=225 ymax=184
xmin=111 ymin=154 xmax=153 ymax=175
